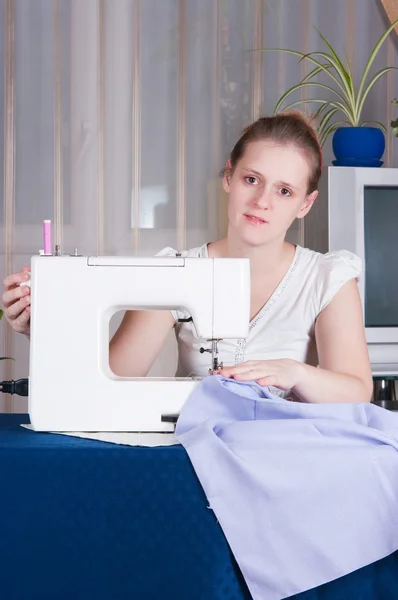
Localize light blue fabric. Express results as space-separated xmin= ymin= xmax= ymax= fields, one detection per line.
xmin=175 ymin=375 xmax=398 ymax=600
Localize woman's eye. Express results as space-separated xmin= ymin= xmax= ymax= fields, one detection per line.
xmin=279 ymin=187 xmax=291 ymax=197
xmin=245 ymin=176 xmax=258 ymax=185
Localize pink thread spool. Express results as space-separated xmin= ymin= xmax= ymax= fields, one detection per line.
xmin=43 ymin=220 xmax=52 ymax=255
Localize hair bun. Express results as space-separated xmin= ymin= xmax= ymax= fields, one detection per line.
xmin=224 ymin=110 xmax=323 ymax=193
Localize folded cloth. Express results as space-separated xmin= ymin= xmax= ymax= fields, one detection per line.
xmin=175 ymin=375 xmax=398 ymax=600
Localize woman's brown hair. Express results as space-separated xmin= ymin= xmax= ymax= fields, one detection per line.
xmin=222 ymin=111 xmax=322 ymax=194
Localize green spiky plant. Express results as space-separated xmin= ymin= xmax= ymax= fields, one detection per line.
xmin=259 ymin=18 xmax=398 ymax=146
xmin=0 ymin=309 xmax=14 ymax=362
xmin=391 ymin=98 xmax=398 ymax=136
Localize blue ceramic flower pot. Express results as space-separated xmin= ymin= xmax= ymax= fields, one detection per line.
xmin=332 ymin=126 xmax=385 ymax=167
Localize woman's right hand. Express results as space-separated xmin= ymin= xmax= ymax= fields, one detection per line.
xmin=1 ymin=267 xmax=31 ymax=335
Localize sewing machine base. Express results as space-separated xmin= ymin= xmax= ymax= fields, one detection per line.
xmin=29 ymin=379 xmax=199 ymax=432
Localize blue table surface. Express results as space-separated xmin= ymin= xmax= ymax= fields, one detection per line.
xmin=1 ymin=412 xmax=30 ymax=426
xmin=1 ymin=414 xmax=398 ymax=600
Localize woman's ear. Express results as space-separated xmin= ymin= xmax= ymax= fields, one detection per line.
xmin=297 ymin=190 xmax=318 ymax=219
xmin=223 ymin=159 xmax=233 ymax=193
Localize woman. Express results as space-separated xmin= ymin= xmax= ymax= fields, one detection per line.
xmin=1 ymin=112 xmax=373 ymax=404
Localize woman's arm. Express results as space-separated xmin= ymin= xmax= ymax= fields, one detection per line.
xmin=292 ymin=278 xmax=373 ymax=403
xmin=220 ymin=279 xmax=373 ymax=404
xmin=109 ymin=310 xmax=175 ymax=377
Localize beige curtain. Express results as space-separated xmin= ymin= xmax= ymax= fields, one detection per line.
xmin=1 ymin=0 xmax=397 ymax=412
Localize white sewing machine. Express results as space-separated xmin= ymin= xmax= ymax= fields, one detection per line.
xmin=27 ymin=251 xmax=250 ymax=432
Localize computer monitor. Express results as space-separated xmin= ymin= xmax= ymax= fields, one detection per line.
xmin=326 ymin=166 xmax=398 ymax=376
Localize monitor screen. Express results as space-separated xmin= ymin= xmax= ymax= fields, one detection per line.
xmin=364 ymin=185 xmax=398 ymax=327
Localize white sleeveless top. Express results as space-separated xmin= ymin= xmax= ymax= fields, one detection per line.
xmin=157 ymin=244 xmax=361 ymax=398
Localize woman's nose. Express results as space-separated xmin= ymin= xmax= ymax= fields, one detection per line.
xmin=253 ymin=189 xmax=271 ymax=209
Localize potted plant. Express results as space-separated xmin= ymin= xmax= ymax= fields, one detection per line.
xmin=391 ymin=98 xmax=398 ymax=137
xmin=260 ymin=18 xmax=398 ymax=166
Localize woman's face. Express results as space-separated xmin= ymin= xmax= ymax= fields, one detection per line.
xmin=223 ymin=140 xmax=318 ymax=247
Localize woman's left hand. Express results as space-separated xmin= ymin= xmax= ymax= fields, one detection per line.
xmin=219 ymin=359 xmax=306 ymax=390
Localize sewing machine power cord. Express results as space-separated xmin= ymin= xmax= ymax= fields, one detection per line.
xmin=0 ymin=378 xmax=29 ymax=396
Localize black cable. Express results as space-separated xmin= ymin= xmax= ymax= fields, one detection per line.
xmin=0 ymin=378 xmax=29 ymax=396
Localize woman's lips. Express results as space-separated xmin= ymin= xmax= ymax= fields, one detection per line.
xmin=244 ymin=214 xmax=268 ymax=225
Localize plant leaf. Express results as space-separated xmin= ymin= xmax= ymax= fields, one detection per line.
xmin=273 ymin=81 xmax=352 ymax=116
xmin=344 ymin=48 xmax=355 ymax=87
xmin=319 ymin=121 xmax=348 ymax=147
xmin=356 ymin=18 xmax=398 ymax=113
xmin=313 ymin=103 xmax=329 ymax=118
xmin=298 ymin=51 xmax=355 ymax=110
xmin=356 ymin=67 xmax=398 ymax=120
xmin=299 ymin=64 xmax=332 ymax=84
xmin=313 ymin=27 xmax=355 ymax=100
xmin=0 ymin=309 xmax=3 ymax=319
xmin=260 ymin=48 xmax=348 ymax=99
xmin=258 ymin=21 xmax=398 ymax=126
xmin=317 ymin=107 xmax=340 ymax=134
xmin=279 ymin=97 xmax=355 ymax=123
xmin=361 ymin=120 xmax=387 ymax=133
